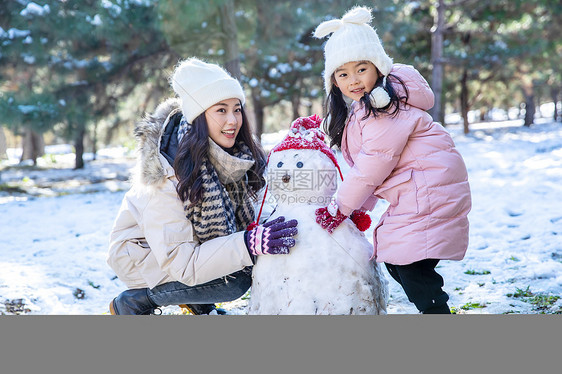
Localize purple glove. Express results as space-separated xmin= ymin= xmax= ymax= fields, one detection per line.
xmin=244 ymin=216 xmax=298 ymax=256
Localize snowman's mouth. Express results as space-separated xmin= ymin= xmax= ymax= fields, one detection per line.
xmin=282 ymin=174 xmax=291 ymax=183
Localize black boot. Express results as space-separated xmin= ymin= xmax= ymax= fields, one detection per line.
xmin=422 ymin=303 xmax=451 ymax=314
xmin=109 ymin=288 xmax=159 ymax=315
xmin=180 ymin=304 xmax=227 ymax=315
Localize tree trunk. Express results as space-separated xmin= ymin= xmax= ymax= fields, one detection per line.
xmin=430 ymin=0 xmax=445 ymax=125
xmin=20 ymin=128 xmax=45 ymax=165
xmin=0 ymin=127 xmax=7 ymax=160
xmin=523 ymin=85 xmax=535 ymax=127
xmin=75 ymin=126 xmax=86 ymax=169
xmin=92 ymin=122 xmax=98 ymax=161
xmin=219 ymin=0 xmax=241 ymax=80
xmin=460 ymin=69 xmax=470 ymax=134
xmin=551 ymin=87 xmax=560 ymax=122
xmin=479 ymin=108 xmax=486 ymax=122
xmin=536 ymin=91 xmax=542 ymax=118
xmin=251 ymin=89 xmax=265 ymax=142
xmin=291 ymin=92 xmax=301 ymax=120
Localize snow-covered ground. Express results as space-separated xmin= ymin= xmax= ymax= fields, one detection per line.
xmin=1 ymin=116 xmax=561 ymax=315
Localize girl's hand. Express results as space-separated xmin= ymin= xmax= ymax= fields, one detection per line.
xmin=315 ymin=206 xmax=347 ymax=234
xmin=244 ymin=216 xmax=298 ymax=256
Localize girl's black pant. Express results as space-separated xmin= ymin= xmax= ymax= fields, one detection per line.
xmin=385 ymin=259 xmax=451 ymax=314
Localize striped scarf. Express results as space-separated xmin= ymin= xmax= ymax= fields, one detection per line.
xmin=178 ymin=117 xmax=256 ymax=243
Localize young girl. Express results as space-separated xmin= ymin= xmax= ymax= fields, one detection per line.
xmin=107 ymin=58 xmax=298 ymax=315
xmin=313 ymin=7 xmax=471 ymax=314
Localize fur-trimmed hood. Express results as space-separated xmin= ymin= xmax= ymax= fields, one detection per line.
xmin=132 ymin=98 xmax=182 ymax=186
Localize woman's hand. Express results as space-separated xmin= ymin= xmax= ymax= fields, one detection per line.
xmin=244 ymin=216 xmax=298 ymax=256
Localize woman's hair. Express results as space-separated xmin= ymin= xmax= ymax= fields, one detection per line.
xmin=324 ymin=73 xmax=409 ymax=149
xmin=174 ymin=106 xmax=266 ymax=205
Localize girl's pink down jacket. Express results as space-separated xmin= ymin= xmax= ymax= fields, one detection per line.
xmin=337 ymin=64 xmax=472 ymax=265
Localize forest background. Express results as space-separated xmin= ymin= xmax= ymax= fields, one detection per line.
xmin=0 ymin=0 xmax=561 ymax=168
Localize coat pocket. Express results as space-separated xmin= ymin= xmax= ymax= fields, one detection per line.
xmin=374 ymin=169 xmax=419 ymax=216
xmin=125 ymin=239 xmax=153 ymax=270
xmin=125 ymin=239 xmax=169 ymax=288
xmin=374 ymin=169 xmax=413 ymax=195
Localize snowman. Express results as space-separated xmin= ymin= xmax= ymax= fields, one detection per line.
xmin=248 ymin=115 xmax=388 ymax=315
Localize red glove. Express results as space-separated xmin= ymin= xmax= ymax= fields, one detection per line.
xmin=315 ymin=206 xmax=347 ymax=234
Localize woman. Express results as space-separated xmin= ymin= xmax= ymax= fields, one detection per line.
xmin=107 ymin=58 xmax=298 ymax=315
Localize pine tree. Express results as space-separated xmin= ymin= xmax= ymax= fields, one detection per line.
xmin=1 ymin=0 xmax=174 ymax=168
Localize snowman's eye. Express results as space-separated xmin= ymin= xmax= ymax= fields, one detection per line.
xmin=296 ymin=161 xmax=304 ymax=168
xmin=277 ymin=162 xmax=283 ymax=168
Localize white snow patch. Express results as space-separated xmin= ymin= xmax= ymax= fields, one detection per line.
xmin=20 ymin=3 xmax=51 ymax=17
xmin=1 ymin=116 xmax=562 ymax=314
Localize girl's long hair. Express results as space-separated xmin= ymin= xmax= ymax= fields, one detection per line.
xmin=174 ymin=106 xmax=266 ymax=205
xmin=324 ymin=72 xmax=409 ymax=149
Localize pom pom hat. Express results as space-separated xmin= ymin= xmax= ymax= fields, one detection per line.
xmin=171 ymin=58 xmax=245 ymax=123
xmin=252 ymin=114 xmax=344 ymax=228
xmin=269 ymin=114 xmax=343 ymax=180
xmin=255 ymin=114 xmax=371 ymax=232
xmin=313 ymin=6 xmax=393 ymax=107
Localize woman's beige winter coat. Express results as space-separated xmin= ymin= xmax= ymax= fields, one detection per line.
xmin=107 ymin=99 xmax=254 ymax=289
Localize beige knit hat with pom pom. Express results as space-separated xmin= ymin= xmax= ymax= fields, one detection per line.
xmin=314 ymin=6 xmax=393 ymax=107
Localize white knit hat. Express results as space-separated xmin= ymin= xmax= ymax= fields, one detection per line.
xmin=314 ymin=6 xmax=393 ymax=102
xmin=170 ymin=58 xmax=245 ymax=123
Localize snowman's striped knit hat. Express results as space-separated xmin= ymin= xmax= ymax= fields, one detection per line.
xmin=269 ymin=114 xmax=343 ymax=180
xmin=250 ymin=115 xmax=343 ymax=228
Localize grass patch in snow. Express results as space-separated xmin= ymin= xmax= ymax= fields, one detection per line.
xmin=460 ymin=302 xmax=486 ymax=310
xmin=507 ymin=286 xmax=561 ymax=313
xmin=464 ymin=269 xmax=491 ymax=275
xmin=451 ymin=302 xmax=487 ymax=313
xmin=0 ymin=183 xmax=27 ymax=193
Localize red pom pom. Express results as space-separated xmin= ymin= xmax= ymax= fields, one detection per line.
xmin=246 ymin=222 xmax=259 ymax=231
xmin=350 ymin=211 xmax=371 ymax=232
